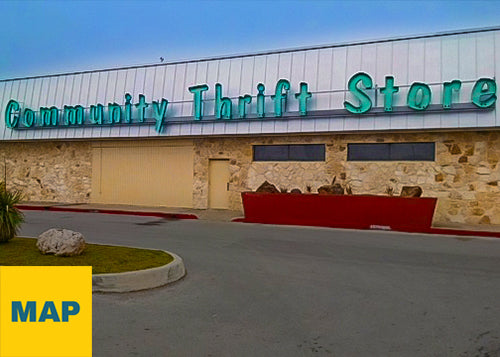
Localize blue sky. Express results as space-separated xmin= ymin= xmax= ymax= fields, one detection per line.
xmin=1 ymin=0 xmax=499 ymax=79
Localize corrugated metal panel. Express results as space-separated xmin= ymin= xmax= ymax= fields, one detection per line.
xmin=496 ymin=31 xmax=500 ymax=127
xmin=476 ymin=32 xmax=496 ymax=128
xmin=373 ymin=46 xmax=392 ymax=130
xmin=459 ymin=35 xmax=478 ymax=128
xmin=390 ymin=40 xmax=409 ymax=130
xmin=0 ymin=29 xmax=498 ymax=141
xmin=422 ymin=38 xmax=441 ymax=129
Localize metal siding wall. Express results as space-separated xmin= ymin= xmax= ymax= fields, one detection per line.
xmin=459 ymin=35 xmax=478 ymax=128
xmin=0 ymin=30 xmax=498 ymax=141
xmin=11 ymin=79 xmax=26 ymax=141
xmin=423 ymin=38 xmax=442 ymax=129
xmin=287 ymin=51 xmax=305 ymax=133
xmin=390 ymin=40 xmax=409 ymax=130
xmin=262 ymin=54 xmax=279 ymax=134
xmin=329 ymin=47 xmax=348 ymax=132
xmin=374 ymin=42 xmax=393 ymax=130
xmin=441 ymin=36 xmax=460 ymax=129
xmin=358 ymin=44 xmax=377 ymax=131
xmin=476 ymin=33 xmax=496 ymax=127
xmin=496 ymin=32 xmax=500 ymax=127
xmin=407 ymin=39 xmax=425 ymax=130
xmin=236 ymin=57 xmax=253 ymax=134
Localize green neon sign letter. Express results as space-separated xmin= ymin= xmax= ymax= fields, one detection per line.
xmin=64 ymin=105 xmax=84 ymax=125
xmin=380 ymin=76 xmax=399 ymax=112
xmin=108 ymin=103 xmax=122 ymax=124
xmin=23 ymin=108 xmax=35 ymax=127
xmin=40 ymin=107 xmax=59 ymax=126
xmin=407 ymin=83 xmax=432 ymax=111
xmin=442 ymin=80 xmax=462 ymax=109
xmin=344 ymin=72 xmax=373 ymax=114
xmin=124 ymin=93 xmax=132 ymax=123
xmin=471 ymin=78 xmax=497 ymax=108
xmin=238 ymin=95 xmax=252 ymax=118
xmin=188 ymin=84 xmax=209 ymax=120
xmin=90 ymin=104 xmax=104 ymax=124
xmin=4 ymin=100 xmax=20 ymax=128
xmin=257 ymin=83 xmax=265 ymax=118
xmin=215 ymin=83 xmax=232 ymax=119
xmin=271 ymin=79 xmax=290 ymax=117
xmin=295 ymin=82 xmax=312 ymax=116
xmin=135 ymin=94 xmax=149 ymax=122
xmin=152 ymin=99 xmax=169 ymax=133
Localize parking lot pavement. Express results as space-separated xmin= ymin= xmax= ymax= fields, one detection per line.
xmin=20 ymin=211 xmax=500 ymax=356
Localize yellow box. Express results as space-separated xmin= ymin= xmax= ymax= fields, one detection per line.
xmin=0 ymin=266 xmax=92 ymax=357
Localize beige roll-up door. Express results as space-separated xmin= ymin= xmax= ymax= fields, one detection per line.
xmin=91 ymin=141 xmax=193 ymax=207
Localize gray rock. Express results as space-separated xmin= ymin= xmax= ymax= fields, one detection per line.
xmin=37 ymin=228 xmax=86 ymax=257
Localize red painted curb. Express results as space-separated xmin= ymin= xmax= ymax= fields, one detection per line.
xmin=234 ymin=217 xmax=500 ymax=238
xmin=424 ymin=227 xmax=500 ymax=238
xmin=16 ymin=205 xmax=198 ymax=220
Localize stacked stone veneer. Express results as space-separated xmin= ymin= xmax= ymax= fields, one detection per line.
xmin=3 ymin=130 xmax=499 ymax=227
xmin=0 ymin=141 xmax=92 ymax=203
xmin=194 ymin=131 xmax=500 ymax=226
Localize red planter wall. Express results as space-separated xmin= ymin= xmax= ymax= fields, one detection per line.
xmin=241 ymin=192 xmax=437 ymax=231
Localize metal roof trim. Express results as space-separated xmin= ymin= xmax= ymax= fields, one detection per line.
xmin=1 ymin=26 xmax=500 ymax=83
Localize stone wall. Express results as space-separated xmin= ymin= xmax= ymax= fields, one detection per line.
xmin=1 ymin=141 xmax=92 ymax=203
xmin=194 ymin=131 xmax=500 ymax=226
xmin=4 ymin=131 xmax=499 ymax=227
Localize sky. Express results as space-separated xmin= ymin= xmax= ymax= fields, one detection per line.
xmin=0 ymin=0 xmax=499 ymax=80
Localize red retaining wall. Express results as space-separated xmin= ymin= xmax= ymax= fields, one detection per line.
xmin=239 ymin=192 xmax=500 ymax=238
xmin=241 ymin=192 xmax=437 ymax=231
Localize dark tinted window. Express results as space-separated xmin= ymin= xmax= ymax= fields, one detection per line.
xmin=289 ymin=145 xmax=325 ymax=161
xmin=347 ymin=143 xmax=434 ymax=161
xmin=253 ymin=145 xmax=288 ymax=161
xmin=348 ymin=144 xmax=390 ymax=161
xmin=253 ymin=144 xmax=325 ymax=161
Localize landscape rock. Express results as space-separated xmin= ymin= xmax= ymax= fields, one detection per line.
xmin=255 ymin=180 xmax=280 ymax=193
xmin=318 ymin=183 xmax=344 ymax=195
xmin=290 ymin=188 xmax=302 ymax=194
xmin=400 ymin=186 xmax=423 ymax=198
xmin=37 ymin=228 xmax=86 ymax=257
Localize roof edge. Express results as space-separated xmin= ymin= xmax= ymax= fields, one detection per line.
xmin=2 ymin=25 xmax=500 ymax=83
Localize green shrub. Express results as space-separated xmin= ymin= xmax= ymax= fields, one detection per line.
xmin=0 ymin=183 xmax=24 ymax=243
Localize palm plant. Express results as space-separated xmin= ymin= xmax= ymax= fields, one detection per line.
xmin=0 ymin=182 xmax=24 ymax=243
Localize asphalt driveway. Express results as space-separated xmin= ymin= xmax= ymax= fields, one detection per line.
xmin=20 ymin=211 xmax=500 ymax=357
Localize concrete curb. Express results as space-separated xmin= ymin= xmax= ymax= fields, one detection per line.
xmin=92 ymin=251 xmax=186 ymax=293
xmin=16 ymin=205 xmax=198 ymax=220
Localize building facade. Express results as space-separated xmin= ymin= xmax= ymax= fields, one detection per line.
xmin=1 ymin=28 xmax=499 ymax=226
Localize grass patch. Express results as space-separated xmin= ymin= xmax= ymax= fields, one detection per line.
xmin=0 ymin=237 xmax=173 ymax=274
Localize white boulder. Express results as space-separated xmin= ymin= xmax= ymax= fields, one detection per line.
xmin=37 ymin=228 xmax=86 ymax=257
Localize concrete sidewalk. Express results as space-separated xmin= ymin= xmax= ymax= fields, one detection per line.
xmin=17 ymin=201 xmax=500 ymax=234
xmin=17 ymin=202 xmax=244 ymax=222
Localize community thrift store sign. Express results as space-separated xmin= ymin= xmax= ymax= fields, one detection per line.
xmin=4 ymin=74 xmax=497 ymax=133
